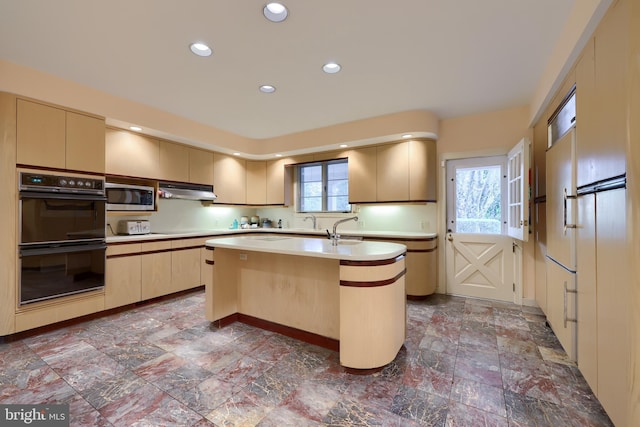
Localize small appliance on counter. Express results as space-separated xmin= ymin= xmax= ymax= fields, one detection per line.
xmin=117 ymin=220 xmax=151 ymax=235
xmin=262 ymin=218 xmax=273 ymax=228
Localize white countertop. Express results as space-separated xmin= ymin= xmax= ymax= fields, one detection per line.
xmin=106 ymin=228 xmax=437 ymax=243
xmin=205 ymin=235 xmax=407 ymax=261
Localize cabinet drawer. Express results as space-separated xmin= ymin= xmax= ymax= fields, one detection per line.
xmin=107 ymin=243 xmax=142 ymax=256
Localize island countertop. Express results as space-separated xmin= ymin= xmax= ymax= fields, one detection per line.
xmin=205 ymin=235 xmax=406 ymax=261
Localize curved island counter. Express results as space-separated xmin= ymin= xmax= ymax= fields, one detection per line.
xmin=204 ymin=235 xmax=407 ymax=372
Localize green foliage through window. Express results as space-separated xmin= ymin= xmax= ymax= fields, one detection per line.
xmin=298 ymin=159 xmax=350 ymax=212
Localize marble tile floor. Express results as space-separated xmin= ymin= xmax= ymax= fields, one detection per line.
xmin=0 ymin=290 xmax=613 ymax=426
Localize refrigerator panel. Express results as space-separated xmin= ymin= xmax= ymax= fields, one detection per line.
xmin=545 ymin=257 xmax=577 ymax=361
xmin=545 ymin=128 xmax=576 ymax=270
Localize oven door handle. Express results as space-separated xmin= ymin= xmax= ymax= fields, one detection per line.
xmin=20 ymin=243 xmax=107 ymax=257
xmin=19 ymin=191 xmax=106 ymax=201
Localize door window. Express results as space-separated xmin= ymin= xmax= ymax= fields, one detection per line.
xmin=446 ymin=156 xmax=506 ymax=234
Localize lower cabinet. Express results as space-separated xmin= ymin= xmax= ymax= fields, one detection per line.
xmin=106 ymin=239 xmax=205 ymax=310
xmin=364 ymin=237 xmax=438 ymax=297
xmin=141 ymin=241 xmax=172 ymax=300
xmin=105 ymin=245 xmax=142 ymax=310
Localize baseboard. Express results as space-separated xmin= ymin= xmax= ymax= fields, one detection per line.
xmin=521 ymin=298 xmax=539 ymax=308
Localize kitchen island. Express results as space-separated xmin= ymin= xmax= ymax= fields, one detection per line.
xmin=204 ymin=235 xmax=407 ymax=372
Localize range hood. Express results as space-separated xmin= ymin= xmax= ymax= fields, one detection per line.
xmin=158 ymin=182 xmax=217 ymax=201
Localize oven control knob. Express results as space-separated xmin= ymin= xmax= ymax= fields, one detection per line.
xmin=85 ymin=181 xmax=92 ymax=188
xmin=59 ymin=179 xmax=67 ymax=186
xmin=69 ymin=180 xmax=75 ymax=186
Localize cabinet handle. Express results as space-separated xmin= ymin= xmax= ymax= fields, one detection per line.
xmin=563 ymin=188 xmax=577 ymax=234
xmin=563 ymin=281 xmax=577 ymax=328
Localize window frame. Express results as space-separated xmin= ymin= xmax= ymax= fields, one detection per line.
xmin=297 ymin=158 xmax=350 ymax=213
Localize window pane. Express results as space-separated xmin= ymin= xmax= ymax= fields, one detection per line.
xmin=301 ymin=165 xmax=322 ymax=182
xmin=327 ymin=179 xmax=348 ymax=197
xmin=328 ymin=196 xmax=350 ymax=212
xmin=327 ymin=162 xmax=348 ymax=180
xmin=455 ymin=166 xmax=502 ymax=234
xmin=301 ymin=197 xmax=322 ymax=212
xmin=303 ymin=181 xmax=322 ymax=197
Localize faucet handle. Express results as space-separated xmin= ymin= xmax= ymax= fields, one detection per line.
xmin=326 ymin=229 xmax=331 ymax=239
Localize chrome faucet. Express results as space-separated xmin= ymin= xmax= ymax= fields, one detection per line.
xmin=329 ymin=216 xmax=358 ymax=246
xmin=303 ymin=214 xmax=317 ymax=230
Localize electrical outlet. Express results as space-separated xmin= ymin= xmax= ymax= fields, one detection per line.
xmin=358 ymin=220 xmax=365 ymax=228
xmin=239 ymin=253 xmax=248 ymax=261
xmin=420 ymin=220 xmax=429 ymax=230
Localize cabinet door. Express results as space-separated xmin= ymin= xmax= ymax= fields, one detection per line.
xmin=583 ymin=1 xmax=627 ymax=186
xmin=141 ymin=251 xmax=172 ymax=300
xmin=213 ymin=153 xmax=246 ymax=204
xmin=348 ymin=147 xmax=377 ymax=203
xmin=576 ymin=194 xmax=597 ymax=392
xmin=595 ymin=188 xmax=629 ymax=427
xmin=171 ymin=248 xmax=202 ymax=292
xmin=189 ymin=147 xmax=214 ymax=185
xmin=105 ymin=256 xmax=141 ymax=309
xmin=405 ymin=250 xmax=437 ymax=296
xmin=105 ymin=128 xmax=160 ymax=178
xmin=246 ymin=160 xmax=267 ymax=205
xmin=66 ymin=112 xmax=105 ymax=174
xmin=159 ymin=140 xmax=189 ymax=182
xmin=409 ymin=139 xmax=436 ymax=201
xmin=377 ymin=142 xmax=409 ymax=202
xmin=266 ymin=158 xmax=287 ymax=205
xmin=545 ymin=259 xmax=576 ymax=360
xmin=17 ymin=99 xmax=66 ymax=169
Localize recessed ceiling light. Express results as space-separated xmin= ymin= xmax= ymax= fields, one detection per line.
xmin=189 ymin=42 xmax=212 ymax=57
xmin=129 ymin=126 xmax=142 ymax=132
xmin=323 ymin=62 xmax=341 ymax=74
xmin=263 ymin=3 xmax=288 ymax=22
xmin=259 ymin=85 xmax=276 ymax=93
xmin=402 ymin=134 xmax=413 ymax=139
xmin=233 ymin=152 xmax=241 ymax=156
xmin=275 ymin=154 xmax=283 ymax=157
xmin=339 ymin=144 xmax=348 ymax=148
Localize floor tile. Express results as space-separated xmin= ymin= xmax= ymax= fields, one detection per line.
xmin=0 ymin=289 xmax=613 ymax=426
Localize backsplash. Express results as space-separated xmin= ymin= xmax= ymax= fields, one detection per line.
xmin=107 ymin=200 xmax=437 ymax=235
xmin=257 ymin=203 xmax=437 ymax=233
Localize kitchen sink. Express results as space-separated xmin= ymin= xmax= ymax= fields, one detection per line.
xmin=253 ymin=236 xmax=291 ymax=241
xmin=337 ymin=240 xmax=362 ymax=245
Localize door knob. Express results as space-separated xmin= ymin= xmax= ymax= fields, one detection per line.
xmin=447 ymin=233 xmax=453 ymax=242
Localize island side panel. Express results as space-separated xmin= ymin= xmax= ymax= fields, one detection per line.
xmin=339 ymin=256 xmax=407 ymax=370
xmin=236 ymin=251 xmax=340 ymax=340
xmin=207 ymin=248 xmax=240 ymax=322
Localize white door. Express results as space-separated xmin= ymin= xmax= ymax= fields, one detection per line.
xmin=445 ymin=156 xmax=516 ymax=302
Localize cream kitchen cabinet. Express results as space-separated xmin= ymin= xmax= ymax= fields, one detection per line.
xmin=159 ymin=140 xmax=189 ymax=183
xmin=349 ymin=139 xmax=436 ymax=203
xmin=213 ymin=153 xmax=246 ymax=204
xmin=141 ymin=241 xmax=172 ymax=300
xmin=17 ymin=98 xmax=105 ymax=173
xmin=408 ymin=139 xmax=436 ymax=201
xmin=576 ymin=2 xmax=627 ymax=188
xmin=266 ymin=155 xmax=313 ymax=205
xmin=105 ymin=244 xmax=142 ymax=309
xmin=348 ymin=146 xmax=377 ymax=203
xmin=246 ymin=160 xmax=267 ymax=205
xmin=171 ymin=238 xmax=203 ymax=293
xmin=106 ymin=127 xmax=160 ymax=179
xmin=364 ymin=236 xmax=437 ymax=297
xmin=189 ymin=147 xmax=214 ymax=185
xmin=377 ymin=142 xmax=409 ymax=202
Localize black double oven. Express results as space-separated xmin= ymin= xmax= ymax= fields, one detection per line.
xmin=19 ymin=171 xmax=107 ymax=305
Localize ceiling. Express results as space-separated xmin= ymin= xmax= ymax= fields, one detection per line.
xmin=0 ymin=0 xmax=577 ymax=140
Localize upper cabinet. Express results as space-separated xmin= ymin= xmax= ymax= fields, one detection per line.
xmin=266 ymin=155 xmax=313 ymax=206
xmin=106 ymin=128 xmax=159 ymax=179
xmin=377 ymin=142 xmax=409 ymax=202
xmin=17 ymin=99 xmax=105 ymax=174
xmin=158 ymin=140 xmax=189 ymax=183
xmin=213 ymin=153 xmax=246 ymax=204
xmin=576 ymin=1 xmax=627 ymax=188
xmin=348 ymin=146 xmax=377 ymax=203
xmin=246 ymin=160 xmax=267 ymax=205
xmin=349 ymin=139 xmax=436 ymax=203
xmin=188 ymin=147 xmax=214 ymax=185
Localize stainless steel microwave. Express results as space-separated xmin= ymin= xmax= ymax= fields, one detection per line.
xmin=105 ymin=183 xmax=156 ymax=211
